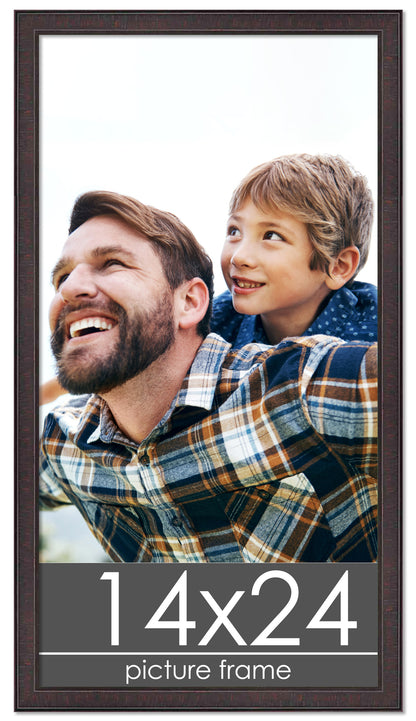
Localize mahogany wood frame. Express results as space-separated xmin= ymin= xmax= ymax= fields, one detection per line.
xmin=15 ymin=10 xmax=402 ymax=711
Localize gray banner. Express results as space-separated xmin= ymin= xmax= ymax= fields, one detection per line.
xmin=39 ymin=563 xmax=378 ymax=688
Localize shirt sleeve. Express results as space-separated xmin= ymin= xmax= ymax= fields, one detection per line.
xmin=303 ymin=341 xmax=378 ymax=478
xmin=39 ymin=435 xmax=73 ymax=510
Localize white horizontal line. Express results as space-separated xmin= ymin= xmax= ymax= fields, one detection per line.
xmin=40 ymin=651 xmax=378 ymax=657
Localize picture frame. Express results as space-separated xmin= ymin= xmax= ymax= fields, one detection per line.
xmin=15 ymin=9 xmax=402 ymax=712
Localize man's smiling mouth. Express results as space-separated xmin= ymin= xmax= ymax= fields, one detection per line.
xmin=69 ymin=317 xmax=114 ymax=338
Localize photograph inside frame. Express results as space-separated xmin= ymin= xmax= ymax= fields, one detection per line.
xmin=39 ymin=31 xmax=378 ymax=566
xmin=14 ymin=9 xmax=401 ymax=712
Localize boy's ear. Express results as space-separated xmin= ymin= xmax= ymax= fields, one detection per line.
xmin=325 ymin=246 xmax=361 ymax=290
xmin=177 ymin=277 xmax=210 ymax=331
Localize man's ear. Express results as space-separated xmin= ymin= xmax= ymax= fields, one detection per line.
xmin=177 ymin=277 xmax=210 ymax=330
xmin=325 ymin=246 xmax=361 ymax=290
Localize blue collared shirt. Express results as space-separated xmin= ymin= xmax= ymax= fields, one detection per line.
xmin=210 ymin=281 xmax=377 ymax=348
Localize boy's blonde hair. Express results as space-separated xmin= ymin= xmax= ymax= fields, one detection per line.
xmin=229 ymin=154 xmax=374 ymax=279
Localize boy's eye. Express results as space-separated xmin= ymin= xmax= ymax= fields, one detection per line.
xmin=226 ymin=226 xmax=241 ymax=239
xmin=264 ymin=230 xmax=284 ymax=241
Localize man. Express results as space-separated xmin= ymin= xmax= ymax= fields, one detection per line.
xmin=40 ymin=190 xmax=378 ymax=563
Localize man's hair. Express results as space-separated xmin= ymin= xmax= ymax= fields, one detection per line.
xmin=69 ymin=190 xmax=214 ymax=336
xmin=229 ymin=154 xmax=374 ymax=280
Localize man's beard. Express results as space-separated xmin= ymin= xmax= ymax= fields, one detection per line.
xmin=51 ymin=293 xmax=175 ymax=395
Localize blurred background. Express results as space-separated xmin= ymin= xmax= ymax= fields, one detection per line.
xmin=39 ymin=32 xmax=378 ymax=562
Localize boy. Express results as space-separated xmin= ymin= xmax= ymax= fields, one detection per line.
xmin=211 ymin=153 xmax=377 ymax=347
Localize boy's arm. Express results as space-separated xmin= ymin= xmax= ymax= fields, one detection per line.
xmin=40 ymin=377 xmax=66 ymax=405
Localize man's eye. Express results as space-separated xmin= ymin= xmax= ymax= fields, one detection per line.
xmin=55 ymin=273 xmax=69 ymax=289
xmin=264 ymin=231 xmax=284 ymax=241
xmin=103 ymin=259 xmax=125 ymax=268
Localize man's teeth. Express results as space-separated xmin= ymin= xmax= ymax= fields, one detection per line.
xmin=234 ymin=280 xmax=263 ymax=289
xmin=69 ymin=317 xmax=113 ymax=338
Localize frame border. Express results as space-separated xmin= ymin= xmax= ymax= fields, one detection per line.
xmin=15 ymin=9 xmax=402 ymax=711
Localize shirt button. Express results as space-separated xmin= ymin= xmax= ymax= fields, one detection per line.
xmin=140 ymin=453 xmax=150 ymax=465
xmin=172 ymin=515 xmax=183 ymax=527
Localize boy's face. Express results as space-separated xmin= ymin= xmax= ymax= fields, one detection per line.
xmin=221 ymin=200 xmax=333 ymax=333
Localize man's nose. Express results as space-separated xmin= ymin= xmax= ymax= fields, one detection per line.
xmin=59 ymin=264 xmax=99 ymax=303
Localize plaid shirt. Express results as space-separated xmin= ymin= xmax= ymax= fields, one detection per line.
xmin=40 ymin=334 xmax=377 ymax=563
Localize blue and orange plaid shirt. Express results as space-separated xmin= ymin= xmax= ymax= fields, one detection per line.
xmin=40 ymin=334 xmax=378 ymax=563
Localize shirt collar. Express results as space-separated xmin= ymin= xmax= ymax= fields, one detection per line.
xmin=81 ymin=333 xmax=232 ymax=445
xmin=327 ymin=284 xmax=359 ymax=311
xmin=173 ymin=333 xmax=232 ymax=410
xmin=306 ymin=285 xmax=359 ymax=334
xmin=73 ymin=394 xmax=120 ymax=446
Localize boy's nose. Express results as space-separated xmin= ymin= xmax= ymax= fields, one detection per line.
xmin=230 ymin=241 xmax=258 ymax=269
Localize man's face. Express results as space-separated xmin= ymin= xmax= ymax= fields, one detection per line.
xmin=49 ymin=215 xmax=175 ymax=395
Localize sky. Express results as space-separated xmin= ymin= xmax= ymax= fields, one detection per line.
xmin=39 ymin=31 xmax=378 ymax=382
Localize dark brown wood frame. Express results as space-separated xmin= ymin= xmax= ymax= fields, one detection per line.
xmin=15 ymin=10 xmax=402 ymax=711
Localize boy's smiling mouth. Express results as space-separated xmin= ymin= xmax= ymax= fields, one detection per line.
xmin=234 ymin=280 xmax=264 ymax=289
xmin=231 ymin=276 xmax=265 ymax=292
